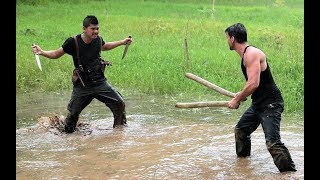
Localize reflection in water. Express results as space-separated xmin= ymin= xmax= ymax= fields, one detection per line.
xmin=16 ymin=91 xmax=304 ymax=179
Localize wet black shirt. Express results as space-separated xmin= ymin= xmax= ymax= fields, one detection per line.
xmin=241 ymin=45 xmax=283 ymax=110
xmin=62 ymin=34 xmax=107 ymax=86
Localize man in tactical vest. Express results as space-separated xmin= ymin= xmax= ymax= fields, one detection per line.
xmin=31 ymin=15 xmax=132 ymax=133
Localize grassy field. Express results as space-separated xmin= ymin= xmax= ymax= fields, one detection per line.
xmin=16 ymin=0 xmax=304 ymax=113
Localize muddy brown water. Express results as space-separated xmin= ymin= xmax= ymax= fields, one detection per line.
xmin=16 ymin=91 xmax=304 ymax=179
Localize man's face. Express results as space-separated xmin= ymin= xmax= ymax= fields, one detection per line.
xmin=84 ymin=24 xmax=99 ymax=39
xmin=226 ymin=32 xmax=234 ymax=50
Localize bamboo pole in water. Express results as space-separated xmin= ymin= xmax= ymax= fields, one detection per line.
xmin=175 ymin=101 xmax=229 ymax=108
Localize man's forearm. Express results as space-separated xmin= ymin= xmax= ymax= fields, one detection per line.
xmin=40 ymin=50 xmax=57 ymax=59
xmin=40 ymin=48 xmax=64 ymax=59
xmin=103 ymin=40 xmax=125 ymax=51
xmin=235 ymin=83 xmax=257 ymax=102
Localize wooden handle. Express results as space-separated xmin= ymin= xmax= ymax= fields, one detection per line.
xmin=175 ymin=101 xmax=229 ymax=108
xmin=185 ymin=73 xmax=236 ymax=98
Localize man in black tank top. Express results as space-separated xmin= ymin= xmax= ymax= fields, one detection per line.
xmin=224 ymin=23 xmax=296 ymax=172
xmin=31 ymin=15 xmax=133 ymax=133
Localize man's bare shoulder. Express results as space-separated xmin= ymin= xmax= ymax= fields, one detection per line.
xmin=246 ymin=47 xmax=266 ymax=59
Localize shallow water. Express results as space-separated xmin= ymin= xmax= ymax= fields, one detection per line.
xmin=16 ymin=91 xmax=304 ymax=179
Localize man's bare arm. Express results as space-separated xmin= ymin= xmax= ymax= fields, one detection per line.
xmin=32 ymin=44 xmax=65 ymax=59
xmin=101 ymin=37 xmax=132 ymax=51
xmin=40 ymin=47 xmax=65 ymax=59
xmin=235 ymin=50 xmax=261 ymax=102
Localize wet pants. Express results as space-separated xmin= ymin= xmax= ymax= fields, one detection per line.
xmin=64 ymin=81 xmax=126 ymax=133
xmin=234 ymin=102 xmax=296 ymax=172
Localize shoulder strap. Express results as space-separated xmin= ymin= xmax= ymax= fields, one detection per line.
xmin=73 ymin=35 xmax=83 ymax=70
xmin=98 ymin=35 xmax=102 ymax=56
xmin=241 ymin=45 xmax=251 ymax=64
xmin=243 ymin=45 xmax=250 ymax=57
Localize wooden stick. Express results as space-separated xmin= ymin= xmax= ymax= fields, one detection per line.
xmin=185 ymin=73 xmax=236 ymax=98
xmin=184 ymin=21 xmax=189 ymax=72
xmin=211 ymin=0 xmax=215 ymax=17
xmin=175 ymin=101 xmax=229 ymax=108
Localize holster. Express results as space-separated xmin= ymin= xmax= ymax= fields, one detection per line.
xmin=99 ymin=58 xmax=112 ymax=72
xmin=72 ymin=67 xmax=85 ymax=86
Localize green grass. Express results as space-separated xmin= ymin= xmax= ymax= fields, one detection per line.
xmin=16 ymin=0 xmax=304 ymax=114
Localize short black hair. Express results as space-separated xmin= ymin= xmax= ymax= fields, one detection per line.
xmin=225 ymin=23 xmax=247 ymax=43
xmin=83 ymin=15 xmax=99 ymax=27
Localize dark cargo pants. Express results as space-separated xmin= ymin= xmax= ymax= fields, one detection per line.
xmin=234 ymin=102 xmax=296 ymax=172
xmin=64 ymin=81 xmax=127 ymax=133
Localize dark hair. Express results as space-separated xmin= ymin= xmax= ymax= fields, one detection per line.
xmin=83 ymin=15 xmax=99 ymax=27
xmin=225 ymin=23 xmax=247 ymax=43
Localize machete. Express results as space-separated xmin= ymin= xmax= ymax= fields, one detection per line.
xmin=121 ymin=35 xmax=132 ymax=60
xmin=32 ymin=43 xmax=42 ymax=71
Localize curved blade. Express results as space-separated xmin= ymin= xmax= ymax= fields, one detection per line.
xmin=35 ymin=54 xmax=42 ymax=71
xmin=121 ymin=35 xmax=132 ymax=60
xmin=32 ymin=43 xmax=42 ymax=71
xmin=122 ymin=44 xmax=129 ymax=60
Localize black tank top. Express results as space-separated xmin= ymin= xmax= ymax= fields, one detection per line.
xmin=241 ymin=45 xmax=283 ymax=110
